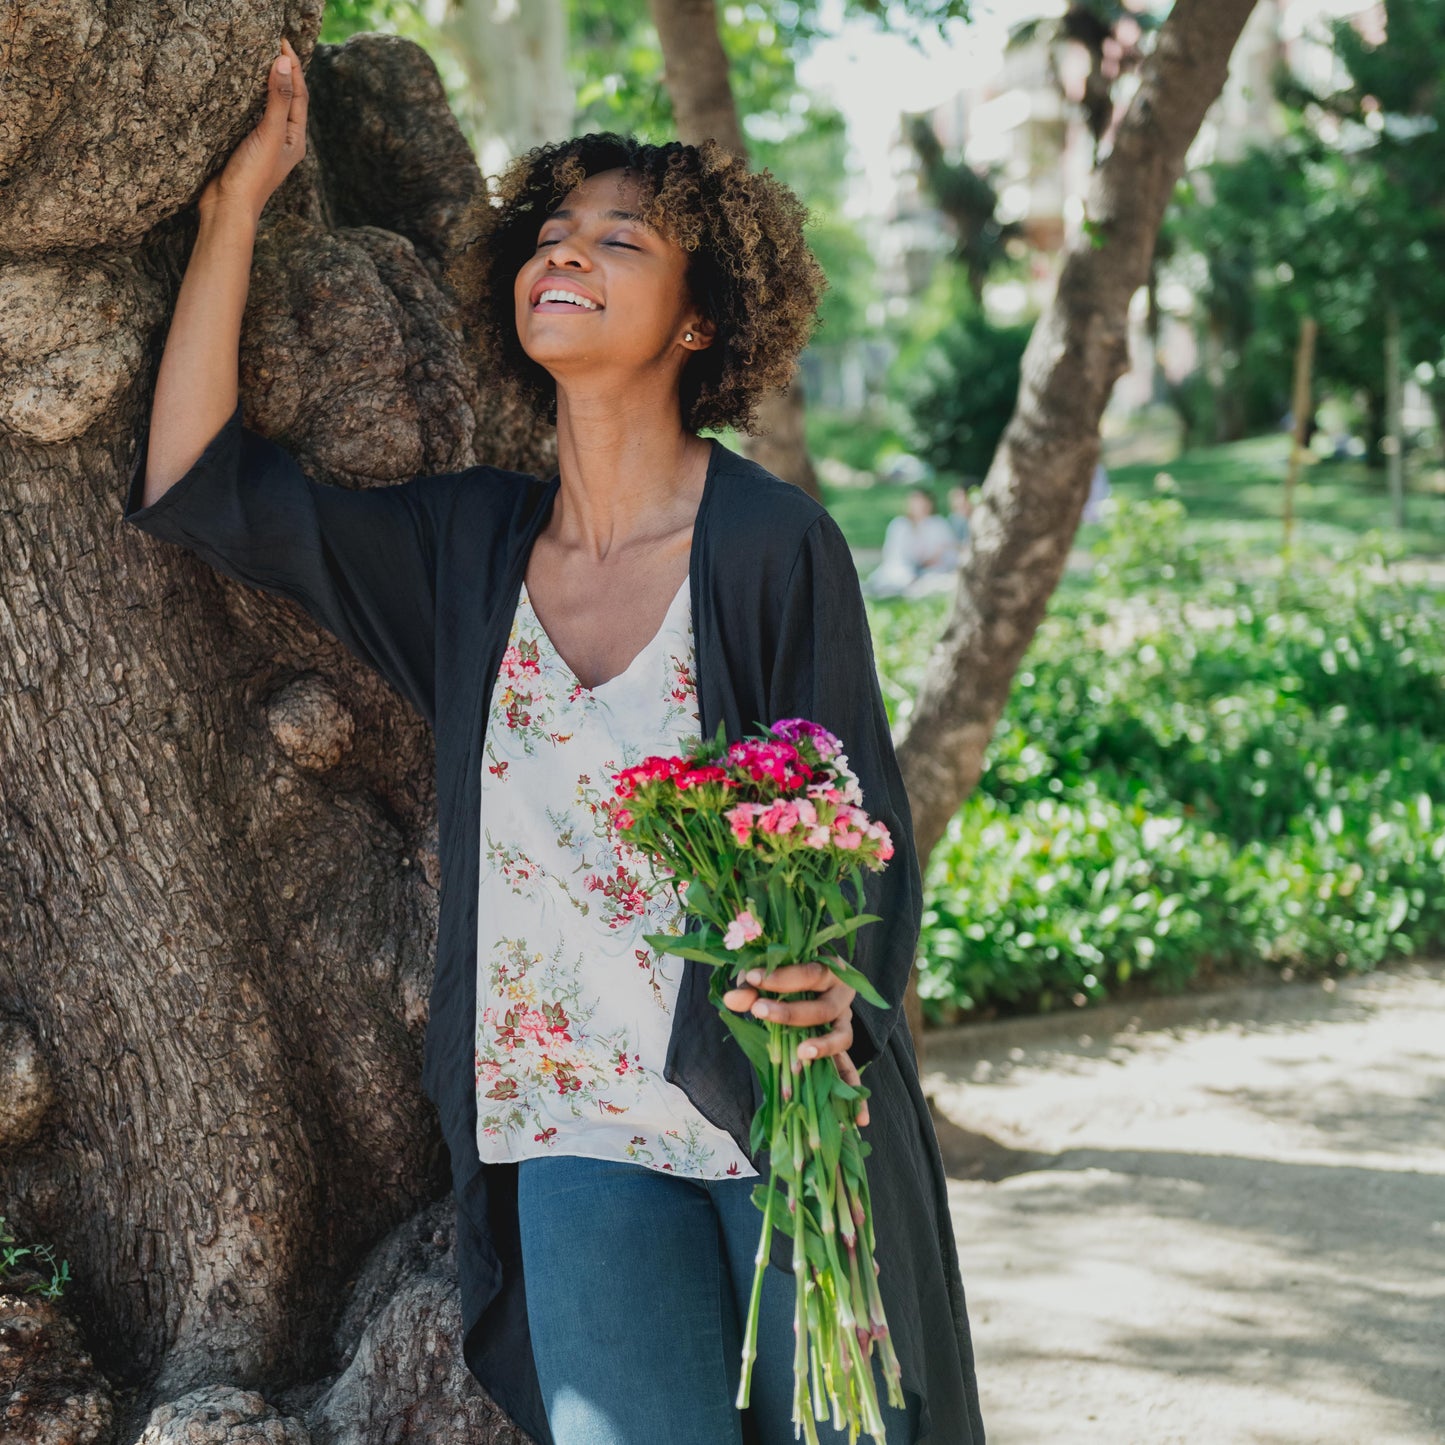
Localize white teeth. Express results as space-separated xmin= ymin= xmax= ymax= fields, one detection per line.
xmin=537 ymin=289 xmax=599 ymax=310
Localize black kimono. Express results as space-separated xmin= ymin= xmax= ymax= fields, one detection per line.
xmin=123 ymin=400 xmax=986 ymax=1445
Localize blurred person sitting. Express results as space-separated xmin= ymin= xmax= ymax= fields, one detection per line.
xmin=947 ymin=483 xmax=974 ymax=545
xmin=864 ymin=486 xmax=959 ymax=599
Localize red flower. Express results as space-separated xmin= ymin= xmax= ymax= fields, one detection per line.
xmin=613 ymin=754 xmax=683 ymax=798
xmin=673 ymin=764 xmax=730 ymax=790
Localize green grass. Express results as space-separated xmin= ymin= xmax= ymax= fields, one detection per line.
xmin=819 ymin=426 xmax=1445 ymax=563
xmin=1107 ymin=433 xmax=1445 ymax=562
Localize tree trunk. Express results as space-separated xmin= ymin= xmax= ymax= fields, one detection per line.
xmin=647 ymin=0 xmax=822 ymax=501
xmin=896 ymin=0 xmax=1263 ymax=871
xmin=1 ymin=22 xmax=547 ymax=1444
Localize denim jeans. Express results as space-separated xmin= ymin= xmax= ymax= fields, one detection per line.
xmin=517 ymin=1153 xmax=918 ymax=1445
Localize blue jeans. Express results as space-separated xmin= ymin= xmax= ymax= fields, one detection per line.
xmin=517 ymin=1153 xmax=919 ymax=1445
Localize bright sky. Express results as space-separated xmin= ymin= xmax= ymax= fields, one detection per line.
xmin=797 ymin=0 xmax=1370 ymax=218
xmin=797 ymin=1 xmax=1035 ymax=216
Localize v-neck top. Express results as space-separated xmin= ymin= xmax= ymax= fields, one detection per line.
xmin=473 ymin=572 xmax=757 ymax=1179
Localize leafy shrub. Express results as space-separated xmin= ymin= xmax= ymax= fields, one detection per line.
xmin=899 ymin=306 xmax=1033 ymax=480
xmin=867 ymin=548 xmax=1445 ymax=1020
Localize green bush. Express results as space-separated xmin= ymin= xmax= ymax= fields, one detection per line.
xmin=867 ymin=547 xmax=1445 ymax=1020
xmin=898 ymin=306 xmax=1033 ymax=480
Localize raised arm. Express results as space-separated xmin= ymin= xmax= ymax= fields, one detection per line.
xmin=127 ymin=39 xmax=442 ymax=727
xmin=141 ymin=37 xmax=307 ymax=502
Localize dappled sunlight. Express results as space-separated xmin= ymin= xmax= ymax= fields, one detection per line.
xmin=931 ymin=961 xmax=1445 ymax=1442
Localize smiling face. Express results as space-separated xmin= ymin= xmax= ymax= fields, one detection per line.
xmin=512 ymin=167 xmax=713 ymax=397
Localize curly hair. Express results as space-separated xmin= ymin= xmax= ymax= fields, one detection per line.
xmin=444 ymin=133 xmax=825 ymax=435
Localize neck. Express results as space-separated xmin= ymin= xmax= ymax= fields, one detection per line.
xmin=549 ymin=379 xmax=708 ymax=562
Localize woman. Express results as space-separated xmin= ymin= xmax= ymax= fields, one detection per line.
xmin=125 ymin=38 xmax=985 ymax=1445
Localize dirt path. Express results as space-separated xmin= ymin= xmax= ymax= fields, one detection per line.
xmin=924 ymin=959 xmax=1445 ymax=1445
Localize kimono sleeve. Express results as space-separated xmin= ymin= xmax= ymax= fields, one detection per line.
xmin=767 ymin=511 xmax=924 ymax=1071
xmin=123 ymin=400 xmax=439 ymax=727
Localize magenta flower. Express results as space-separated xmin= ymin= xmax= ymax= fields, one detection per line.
xmin=771 ymin=717 xmax=843 ymax=759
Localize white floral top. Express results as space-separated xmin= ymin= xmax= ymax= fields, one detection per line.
xmin=474 ymin=573 xmax=757 ymax=1180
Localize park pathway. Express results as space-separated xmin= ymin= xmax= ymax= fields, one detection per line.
xmin=925 ymin=959 xmax=1445 ymax=1445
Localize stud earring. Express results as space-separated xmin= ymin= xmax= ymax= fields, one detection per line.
xmin=684 ymin=331 xmax=694 ymax=342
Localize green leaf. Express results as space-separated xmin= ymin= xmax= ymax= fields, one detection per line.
xmin=812 ymin=912 xmax=883 ymax=949
xmin=646 ymin=938 xmax=731 ymax=968
xmin=750 ymin=1108 xmax=769 ymax=1157
xmin=812 ymin=1070 xmax=843 ymax=1178
xmin=820 ymin=880 xmax=850 ymax=926
xmin=826 ymin=960 xmax=888 ymax=1009
xmin=784 ymin=888 xmax=805 ymax=956
xmin=716 ymin=1006 xmax=773 ymax=1075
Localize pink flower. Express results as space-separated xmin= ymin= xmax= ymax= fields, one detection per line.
xmin=723 ymin=910 xmax=764 ymax=950
xmin=805 ymin=825 xmax=831 ymax=849
xmin=757 ymin=800 xmax=800 ymax=834
xmin=725 ymin=803 xmax=758 ymax=844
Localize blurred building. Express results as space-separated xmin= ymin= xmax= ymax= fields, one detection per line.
xmin=873 ymin=1 xmax=1387 ymax=419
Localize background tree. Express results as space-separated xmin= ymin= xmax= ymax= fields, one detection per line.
xmin=894 ymin=0 xmax=1261 ymax=862
xmin=1162 ymin=0 xmax=1445 ymax=471
xmin=0 ymin=2 xmax=1260 ymax=1439
xmin=906 ymin=115 xmax=1025 ymax=306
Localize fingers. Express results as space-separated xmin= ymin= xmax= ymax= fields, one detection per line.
xmin=268 ymin=38 xmax=307 ymax=153
xmin=280 ymin=37 xmax=308 ymax=113
xmin=723 ymin=961 xmax=855 ymax=1024
xmin=743 ymin=961 xmax=837 ymax=994
xmin=794 ymin=1015 xmax=853 ymax=1062
xmin=752 ymin=994 xmax=851 ymax=1029
xmin=721 ymin=984 xmax=758 ymax=1014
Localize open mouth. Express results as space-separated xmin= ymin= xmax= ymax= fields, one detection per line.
xmin=532 ymin=287 xmax=603 ymax=312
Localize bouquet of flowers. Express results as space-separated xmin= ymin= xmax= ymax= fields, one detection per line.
xmin=609 ymin=718 xmax=905 ymax=1443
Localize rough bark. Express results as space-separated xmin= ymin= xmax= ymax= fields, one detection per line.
xmin=0 ymin=1280 xmax=115 ymax=1444
xmin=647 ymin=0 xmax=822 ymax=501
xmin=896 ymin=0 xmax=1263 ymax=868
xmin=1 ymin=14 xmax=545 ymax=1442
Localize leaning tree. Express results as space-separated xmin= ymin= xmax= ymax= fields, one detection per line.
xmin=0 ymin=2 xmax=1256 ymax=1440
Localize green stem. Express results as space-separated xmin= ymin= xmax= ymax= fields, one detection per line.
xmin=790 ymin=1107 xmax=816 ymax=1441
xmin=736 ymin=1159 xmax=778 ymax=1409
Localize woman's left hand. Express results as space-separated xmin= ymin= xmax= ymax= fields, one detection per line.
xmin=721 ymin=959 xmax=869 ymax=1127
